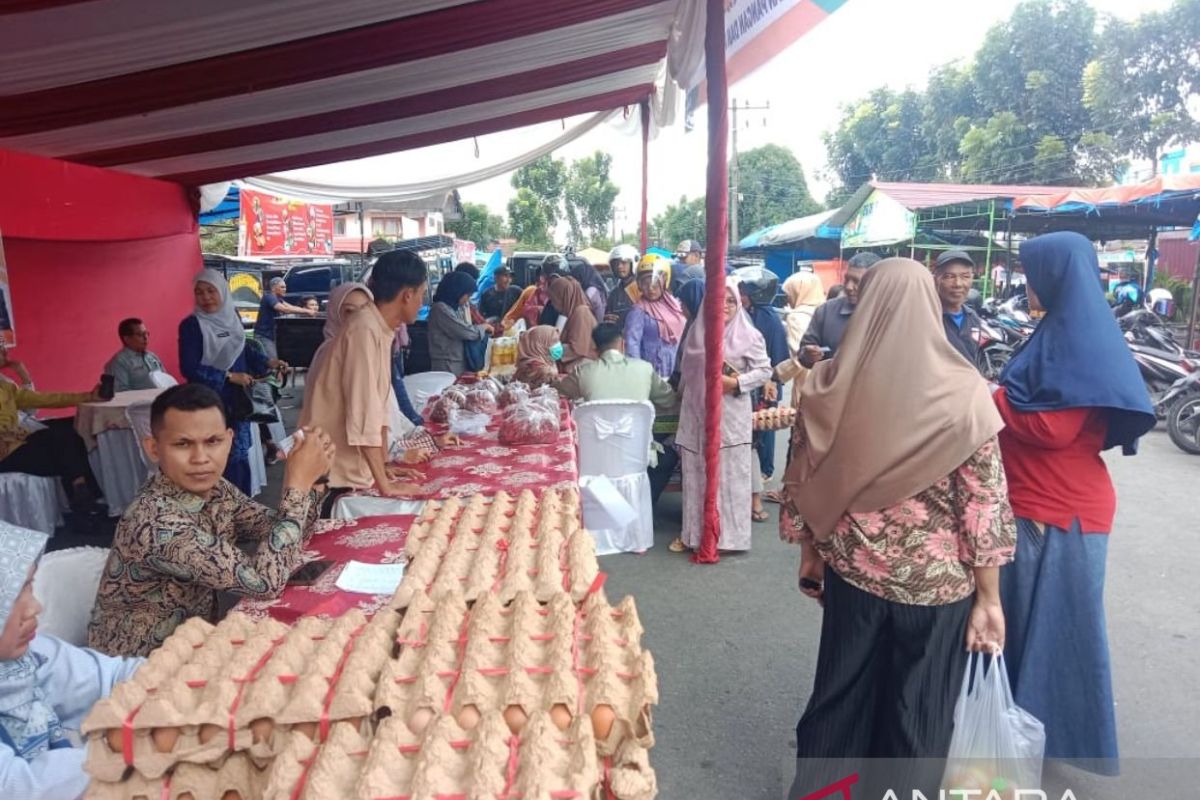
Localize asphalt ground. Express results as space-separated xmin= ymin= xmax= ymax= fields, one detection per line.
xmin=601 ymin=427 xmax=1200 ymax=800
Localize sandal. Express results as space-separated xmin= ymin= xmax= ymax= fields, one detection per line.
xmin=763 ymin=490 xmax=784 ymax=505
xmin=751 ymin=508 xmax=770 ymax=522
xmin=668 ymin=537 xmax=686 ymax=552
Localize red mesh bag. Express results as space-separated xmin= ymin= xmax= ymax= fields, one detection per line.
xmin=498 ymin=403 xmax=560 ymax=445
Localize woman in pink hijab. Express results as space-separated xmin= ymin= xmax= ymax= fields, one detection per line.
xmin=624 ymin=256 xmax=687 ymax=379
xmin=672 ymin=276 xmax=772 ymax=552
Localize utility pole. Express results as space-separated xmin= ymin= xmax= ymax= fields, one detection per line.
xmin=729 ymin=98 xmax=770 ymax=245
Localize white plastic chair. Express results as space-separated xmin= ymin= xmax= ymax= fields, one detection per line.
xmin=148 ymin=371 xmax=179 ymax=389
xmin=403 ymin=371 xmax=456 ymax=411
xmin=32 ymin=546 xmax=110 ymax=645
xmin=125 ymin=401 xmax=156 ymax=473
xmin=572 ymin=400 xmax=655 ymax=555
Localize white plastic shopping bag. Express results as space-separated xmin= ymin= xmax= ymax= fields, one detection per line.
xmin=942 ymin=652 xmax=1045 ymax=797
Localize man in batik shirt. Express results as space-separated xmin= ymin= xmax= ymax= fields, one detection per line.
xmin=87 ymin=384 xmax=334 ymax=657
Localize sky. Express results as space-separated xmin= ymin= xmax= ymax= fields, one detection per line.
xmin=282 ymin=0 xmax=1170 ymax=239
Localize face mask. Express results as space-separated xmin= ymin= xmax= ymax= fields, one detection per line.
xmin=548 ymin=343 xmax=564 ymax=361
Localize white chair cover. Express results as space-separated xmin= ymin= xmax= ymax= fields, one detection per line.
xmin=0 ymin=474 xmax=64 ymax=534
xmin=149 ymin=371 xmax=179 ymax=389
xmin=403 ymin=371 xmax=457 ymax=411
xmin=249 ymin=424 xmax=267 ymax=497
xmin=125 ymin=401 xmax=155 ymax=473
xmin=572 ymin=400 xmax=655 ymax=555
xmin=32 ymin=546 xmax=110 ymax=645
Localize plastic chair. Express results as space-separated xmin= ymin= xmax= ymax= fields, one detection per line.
xmin=403 ymin=371 xmax=457 ymax=411
xmin=149 ymin=371 xmax=179 ymax=389
xmin=572 ymin=400 xmax=655 ymax=554
xmin=32 ymin=546 xmax=110 ymax=645
xmin=125 ymin=401 xmax=156 ymax=473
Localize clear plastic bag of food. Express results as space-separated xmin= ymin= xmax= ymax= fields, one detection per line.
xmin=463 ymin=387 xmax=499 ymax=414
xmin=498 ymin=381 xmax=531 ymax=408
xmin=942 ymin=653 xmax=1045 ymax=799
xmin=448 ymin=408 xmax=491 ymax=436
xmin=498 ymin=402 xmax=560 ymax=445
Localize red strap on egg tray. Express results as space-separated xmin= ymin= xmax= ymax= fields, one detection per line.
xmin=121 ymin=703 xmax=143 ymax=765
xmin=440 ymin=612 xmax=471 ymax=714
xmin=227 ymin=636 xmax=286 ymax=751
xmin=318 ymin=623 xmax=367 ymax=741
xmin=157 ymin=773 xmax=172 ymax=800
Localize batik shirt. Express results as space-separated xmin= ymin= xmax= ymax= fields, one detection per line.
xmin=782 ymin=432 xmax=1016 ymax=606
xmin=87 ymin=473 xmax=320 ymax=657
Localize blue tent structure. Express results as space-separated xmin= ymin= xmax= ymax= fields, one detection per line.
xmin=200 ymin=185 xmax=240 ymax=225
xmin=736 ymin=209 xmax=843 ymax=279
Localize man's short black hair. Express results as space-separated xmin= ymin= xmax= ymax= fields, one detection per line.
xmin=592 ymin=322 xmax=623 ymax=351
xmin=494 ymin=266 xmax=512 ymax=277
xmin=370 ymin=249 xmax=428 ymax=302
xmin=846 ymin=252 xmax=882 ymax=271
xmin=300 ymin=294 xmax=318 ymax=306
xmin=150 ymin=383 xmax=227 ymax=435
xmin=455 ymin=261 xmax=480 ymax=280
xmin=118 ymin=317 xmax=143 ymax=339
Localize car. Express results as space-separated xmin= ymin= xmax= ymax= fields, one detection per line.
xmin=280 ymin=260 xmax=360 ymax=309
xmin=202 ymin=254 xmax=282 ymax=327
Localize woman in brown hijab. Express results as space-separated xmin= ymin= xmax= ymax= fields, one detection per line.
xmin=513 ymin=325 xmax=563 ymax=389
xmin=783 ymin=258 xmax=1017 ymax=800
xmin=546 ymin=276 xmax=598 ymax=368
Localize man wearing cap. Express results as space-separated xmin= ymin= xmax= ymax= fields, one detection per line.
xmin=676 ymin=240 xmax=707 ymax=284
xmin=934 ymin=250 xmax=982 ymax=365
xmin=479 ymin=266 xmax=523 ymax=323
xmin=798 ymin=251 xmax=881 ymax=367
xmin=253 ymin=277 xmax=317 ymax=359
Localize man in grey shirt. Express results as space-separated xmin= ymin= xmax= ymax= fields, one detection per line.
xmin=104 ymin=318 xmax=166 ymax=391
xmin=798 ymin=252 xmax=881 ymax=367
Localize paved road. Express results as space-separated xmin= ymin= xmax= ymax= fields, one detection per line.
xmin=602 ymin=428 xmax=1200 ymax=800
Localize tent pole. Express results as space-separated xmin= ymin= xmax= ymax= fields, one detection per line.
xmin=640 ymin=100 xmax=650 ymax=253
xmin=1146 ymin=228 xmax=1158 ymax=293
xmin=983 ymin=200 xmax=996 ymax=298
xmin=694 ymin=0 xmax=729 ymax=565
xmin=1187 ymin=247 xmax=1200 ymax=351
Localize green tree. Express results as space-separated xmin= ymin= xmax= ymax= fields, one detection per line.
xmin=199 ymin=221 xmax=238 ymax=255
xmin=653 ymin=196 xmax=706 ymax=250
xmin=506 ymin=188 xmax=552 ymax=249
xmin=958 ymin=112 xmax=1031 ymax=182
xmin=564 ymin=151 xmax=620 ymax=246
xmin=449 ymin=201 xmax=506 ymax=249
xmin=735 ymin=144 xmax=821 ymax=235
xmin=1083 ymin=0 xmax=1200 ymax=172
xmin=823 ymin=88 xmax=935 ymax=191
xmin=510 ymin=155 xmax=566 ymax=229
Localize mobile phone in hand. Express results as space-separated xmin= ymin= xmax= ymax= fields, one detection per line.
xmin=288 ymin=559 xmax=334 ymax=586
xmin=98 ymin=374 xmax=115 ymax=401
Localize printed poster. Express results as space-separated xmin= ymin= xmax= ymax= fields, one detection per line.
xmin=239 ymin=189 xmax=335 ymax=256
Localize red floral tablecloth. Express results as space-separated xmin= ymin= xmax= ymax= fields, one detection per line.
xmin=233 ymin=514 xmax=414 ymax=624
xmin=340 ymin=401 xmax=579 ymax=510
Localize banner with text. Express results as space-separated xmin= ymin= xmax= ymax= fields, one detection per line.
xmin=239 ymin=189 xmax=335 ymax=257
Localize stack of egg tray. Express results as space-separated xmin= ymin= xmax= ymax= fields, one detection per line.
xmin=81 ymin=592 xmax=657 ymax=799
xmin=391 ymin=488 xmax=601 ymax=609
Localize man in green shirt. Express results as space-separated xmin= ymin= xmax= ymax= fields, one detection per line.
xmin=558 ymin=323 xmax=677 ymax=411
xmin=103 ymin=318 xmax=165 ymax=392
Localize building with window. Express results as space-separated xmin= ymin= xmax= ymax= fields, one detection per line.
xmin=1119 ymin=144 xmax=1200 ymax=185
xmin=332 ymin=189 xmax=463 ymax=253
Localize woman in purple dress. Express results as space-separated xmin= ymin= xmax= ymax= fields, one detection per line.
xmin=623 ymin=256 xmax=687 ymax=379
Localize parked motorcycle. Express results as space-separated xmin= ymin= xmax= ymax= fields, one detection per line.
xmin=1157 ymin=372 xmax=1200 ymax=454
xmin=972 ymin=317 xmax=1015 ymax=380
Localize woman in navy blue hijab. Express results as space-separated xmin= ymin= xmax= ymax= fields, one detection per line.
xmin=994 ymin=231 xmax=1153 ymax=774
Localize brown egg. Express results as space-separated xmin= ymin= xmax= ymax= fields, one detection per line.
xmin=104 ymin=729 xmax=124 ymax=753
xmin=198 ymin=723 xmax=222 ymax=744
xmin=249 ymin=718 xmax=274 ymax=744
xmin=456 ymin=704 xmax=482 ymax=730
xmin=549 ymin=703 xmax=573 ymax=731
xmin=150 ymin=726 xmax=179 ymax=753
xmin=502 ymin=704 xmax=528 ymax=734
xmin=291 ymin=722 xmax=318 ymax=741
xmin=409 ymin=707 xmax=435 ymax=734
xmin=591 ymin=704 xmax=616 ymax=740
xmin=221 ymin=792 xmax=243 ymax=800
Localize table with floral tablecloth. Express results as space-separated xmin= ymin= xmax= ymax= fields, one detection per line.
xmin=233 ymin=514 xmax=414 ymax=624
xmin=333 ymin=400 xmax=579 ymax=518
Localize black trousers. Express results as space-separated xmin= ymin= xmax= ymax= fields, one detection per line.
xmin=647 ymin=432 xmax=678 ymax=506
xmin=790 ymin=568 xmax=971 ymax=800
xmin=0 ymin=419 xmax=94 ymax=495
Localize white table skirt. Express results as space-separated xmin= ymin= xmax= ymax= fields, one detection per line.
xmin=333 ymin=494 xmax=427 ymax=520
xmin=90 ymin=427 xmax=266 ymax=516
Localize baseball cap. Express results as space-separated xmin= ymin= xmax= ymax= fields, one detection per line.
xmin=494 ymin=265 xmax=511 ymax=276
xmin=677 ymin=239 xmax=704 ymax=255
xmin=934 ymin=250 xmax=975 ymax=271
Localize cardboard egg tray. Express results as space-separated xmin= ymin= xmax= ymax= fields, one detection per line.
xmin=82 ymin=608 xmax=399 ymax=782
xmin=752 ymin=406 xmax=797 ymax=431
xmin=376 ymin=588 xmax=657 ymax=760
xmin=391 ymin=488 xmax=600 ymax=609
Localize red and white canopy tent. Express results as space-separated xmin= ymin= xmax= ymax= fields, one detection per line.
xmin=0 ymin=0 xmax=840 ymax=561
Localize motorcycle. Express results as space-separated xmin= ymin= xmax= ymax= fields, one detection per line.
xmin=972 ymin=317 xmax=1015 ymax=380
xmin=1157 ymin=371 xmax=1200 ymax=454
